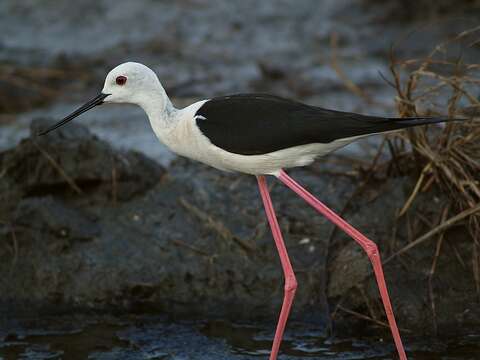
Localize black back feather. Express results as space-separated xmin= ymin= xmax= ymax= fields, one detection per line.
xmin=195 ymin=94 xmax=458 ymax=155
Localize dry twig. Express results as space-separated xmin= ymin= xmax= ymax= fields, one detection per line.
xmin=179 ymin=197 xmax=254 ymax=253
xmin=33 ymin=141 xmax=83 ymax=194
xmin=336 ymin=304 xmax=411 ymax=333
xmin=385 ymin=203 xmax=480 ymax=264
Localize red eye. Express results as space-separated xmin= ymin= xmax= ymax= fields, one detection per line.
xmin=116 ymin=76 xmax=127 ymax=85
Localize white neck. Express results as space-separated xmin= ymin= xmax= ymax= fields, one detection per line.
xmin=137 ymin=85 xmax=177 ymax=130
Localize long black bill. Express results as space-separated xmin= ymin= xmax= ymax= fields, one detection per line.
xmin=38 ymin=93 xmax=109 ymax=136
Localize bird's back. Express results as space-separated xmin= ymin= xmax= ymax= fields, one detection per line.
xmin=195 ymin=93 xmax=448 ymax=156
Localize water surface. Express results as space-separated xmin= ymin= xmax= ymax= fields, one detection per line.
xmin=1 ymin=316 xmax=479 ymax=359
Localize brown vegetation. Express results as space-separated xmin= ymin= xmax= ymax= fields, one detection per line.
xmin=328 ymin=26 xmax=480 ymax=331
xmin=385 ymin=26 xmax=480 ymax=293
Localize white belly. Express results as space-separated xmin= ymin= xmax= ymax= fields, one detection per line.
xmin=159 ymin=115 xmax=356 ymax=176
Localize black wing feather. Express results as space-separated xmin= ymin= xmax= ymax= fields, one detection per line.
xmin=195 ymin=94 xmax=456 ymax=155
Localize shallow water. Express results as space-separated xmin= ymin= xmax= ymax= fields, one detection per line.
xmin=1 ymin=316 xmax=479 ymax=359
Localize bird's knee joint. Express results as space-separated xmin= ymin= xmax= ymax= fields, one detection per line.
xmin=284 ymin=276 xmax=297 ymax=293
xmin=364 ymin=242 xmax=379 ymax=258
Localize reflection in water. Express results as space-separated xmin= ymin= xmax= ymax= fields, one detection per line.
xmin=202 ymin=320 xmax=391 ymax=358
xmin=1 ymin=323 xmax=128 ymax=360
xmin=202 ymin=320 xmax=480 ymax=359
xmin=1 ymin=318 xmax=479 ymax=359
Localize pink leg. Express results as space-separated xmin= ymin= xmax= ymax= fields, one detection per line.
xmin=257 ymin=175 xmax=298 ymax=360
xmin=277 ymin=170 xmax=408 ymax=360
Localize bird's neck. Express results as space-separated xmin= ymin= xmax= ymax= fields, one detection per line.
xmin=139 ymin=87 xmax=178 ymax=131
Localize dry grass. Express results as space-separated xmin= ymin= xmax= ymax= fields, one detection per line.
xmin=328 ymin=26 xmax=480 ymax=329
xmin=383 ymin=26 xmax=480 ymax=293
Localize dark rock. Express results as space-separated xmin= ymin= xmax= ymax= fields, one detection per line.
xmin=15 ymin=196 xmax=100 ymax=245
xmin=0 ymin=118 xmax=166 ymax=216
xmin=0 ymin=121 xmax=350 ymax=324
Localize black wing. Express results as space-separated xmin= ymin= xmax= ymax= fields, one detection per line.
xmin=195 ymin=93 xmax=454 ymax=155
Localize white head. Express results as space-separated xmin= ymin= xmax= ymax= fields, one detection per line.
xmin=39 ymin=62 xmax=172 ymax=135
xmin=102 ymin=62 xmax=166 ymax=106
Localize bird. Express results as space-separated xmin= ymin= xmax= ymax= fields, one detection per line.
xmin=39 ymin=61 xmax=461 ymax=360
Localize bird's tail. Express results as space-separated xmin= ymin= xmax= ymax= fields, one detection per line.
xmin=361 ymin=115 xmax=466 ymax=136
xmin=388 ymin=116 xmax=463 ymax=128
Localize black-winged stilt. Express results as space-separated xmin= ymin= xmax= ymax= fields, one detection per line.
xmin=40 ymin=62 xmax=461 ymax=360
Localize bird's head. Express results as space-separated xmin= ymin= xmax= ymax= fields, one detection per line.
xmin=102 ymin=62 xmax=162 ymax=104
xmin=39 ymin=62 xmax=167 ymax=136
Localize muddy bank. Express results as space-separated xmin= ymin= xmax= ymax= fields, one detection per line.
xmin=0 ymin=120 xmax=478 ymax=336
